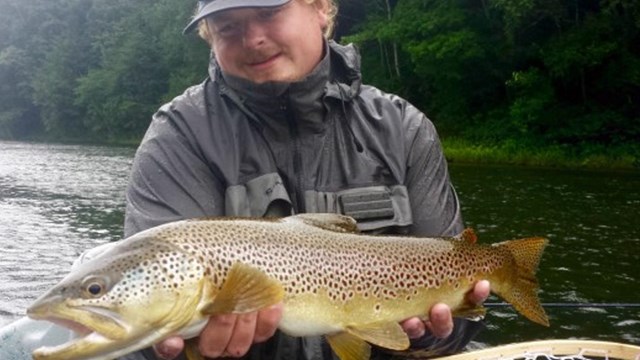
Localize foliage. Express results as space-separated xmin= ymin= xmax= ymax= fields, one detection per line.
xmin=0 ymin=0 xmax=207 ymax=142
xmin=442 ymin=137 xmax=639 ymax=169
xmin=0 ymin=0 xmax=637 ymax=165
xmin=345 ymin=0 xmax=639 ymax=160
xmin=0 ymin=46 xmax=39 ymax=138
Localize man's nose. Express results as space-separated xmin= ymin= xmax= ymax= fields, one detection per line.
xmin=242 ymin=21 xmax=267 ymax=48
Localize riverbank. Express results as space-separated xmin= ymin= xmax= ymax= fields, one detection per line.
xmin=442 ymin=138 xmax=639 ymax=170
xmin=3 ymin=137 xmax=639 ymax=170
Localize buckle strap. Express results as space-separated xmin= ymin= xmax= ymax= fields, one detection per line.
xmin=340 ymin=191 xmax=394 ymax=221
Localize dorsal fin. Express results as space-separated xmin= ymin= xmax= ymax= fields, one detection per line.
xmin=284 ymin=213 xmax=360 ymax=233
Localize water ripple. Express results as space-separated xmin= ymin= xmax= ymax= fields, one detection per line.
xmin=0 ymin=141 xmax=134 ymax=326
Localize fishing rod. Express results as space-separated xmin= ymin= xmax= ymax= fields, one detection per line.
xmin=485 ymin=302 xmax=640 ymax=308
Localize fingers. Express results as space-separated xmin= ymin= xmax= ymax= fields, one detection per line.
xmin=400 ymin=316 xmax=426 ymax=339
xmin=199 ymin=313 xmax=243 ymax=358
xmin=225 ymin=313 xmax=258 ymax=357
xmin=153 ymin=336 xmax=184 ymax=360
xmin=425 ymin=280 xmax=491 ymax=338
xmin=425 ymin=303 xmax=454 ymax=338
xmin=198 ymin=302 xmax=283 ymax=358
xmin=254 ymin=304 xmax=284 ymax=343
xmin=402 ymin=303 xmax=454 ymax=340
xmin=469 ymin=280 xmax=491 ymax=304
xmin=402 ymin=280 xmax=492 ymax=341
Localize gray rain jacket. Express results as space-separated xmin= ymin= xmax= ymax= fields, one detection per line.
xmin=124 ymin=41 xmax=483 ymax=360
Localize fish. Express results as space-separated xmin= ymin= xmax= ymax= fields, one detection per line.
xmin=27 ymin=213 xmax=549 ymax=360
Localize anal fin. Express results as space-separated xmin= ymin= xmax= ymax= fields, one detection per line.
xmin=326 ymin=331 xmax=371 ymax=360
xmin=346 ymin=321 xmax=410 ymax=351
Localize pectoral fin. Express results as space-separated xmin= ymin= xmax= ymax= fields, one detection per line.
xmin=202 ymin=262 xmax=284 ymax=315
xmin=326 ymin=332 xmax=371 ymax=360
xmin=346 ymin=321 xmax=410 ymax=351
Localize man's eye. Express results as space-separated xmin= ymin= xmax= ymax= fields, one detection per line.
xmin=215 ymin=23 xmax=240 ymax=36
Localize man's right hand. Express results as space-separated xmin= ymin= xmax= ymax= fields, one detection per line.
xmin=154 ymin=303 xmax=283 ymax=359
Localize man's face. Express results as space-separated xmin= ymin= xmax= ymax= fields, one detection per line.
xmin=206 ymin=0 xmax=328 ymax=84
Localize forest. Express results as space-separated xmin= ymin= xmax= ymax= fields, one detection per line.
xmin=0 ymin=0 xmax=638 ymax=167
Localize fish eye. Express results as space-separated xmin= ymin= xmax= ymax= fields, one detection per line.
xmin=81 ymin=276 xmax=108 ymax=298
xmin=87 ymin=283 xmax=103 ymax=296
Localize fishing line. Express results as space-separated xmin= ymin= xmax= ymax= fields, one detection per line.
xmin=485 ymin=302 xmax=640 ymax=308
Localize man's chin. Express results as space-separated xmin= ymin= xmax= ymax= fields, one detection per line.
xmin=246 ymin=71 xmax=299 ymax=84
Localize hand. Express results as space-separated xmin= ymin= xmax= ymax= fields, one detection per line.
xmin=153 ymin=303 xmax=283 ymax=359
xmin=400 ymin=280 xmax=490 ymax=339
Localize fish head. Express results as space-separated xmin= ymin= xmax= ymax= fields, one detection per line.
xmin=27 ymin=238 xmax=208 ymax=360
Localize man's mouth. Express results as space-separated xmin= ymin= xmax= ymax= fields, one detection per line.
xmin=247 ymin=53 xmax=281 ymax=68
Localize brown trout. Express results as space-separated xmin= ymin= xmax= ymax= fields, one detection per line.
xmin=27 ymin=213 xmax=549 ymax=360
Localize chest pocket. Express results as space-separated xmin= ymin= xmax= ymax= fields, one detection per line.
xmin=224 ymin=173 xmax=292 ymax=217
xmin=304 ymin=185 xmax=413 ymax=232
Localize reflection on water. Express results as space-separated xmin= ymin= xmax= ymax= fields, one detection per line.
xmin=0 ymin=141 xmax=134 ymax=326
xmin=0 ymin=141 xmax=638 ymax=347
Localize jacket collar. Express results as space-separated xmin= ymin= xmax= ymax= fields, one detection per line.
xmin=209 ymin=40 xmax=362 ymax=106
xmin=218 ymin=41 xmax=331 ymax=117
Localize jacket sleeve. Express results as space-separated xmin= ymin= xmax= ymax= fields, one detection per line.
xmin=395 ymin=103 xmax=485 ymax=357
xmin=403 ymin=104 xmax=464 ymax=238
xmin=124 ymin=109 xmax=225 ymax=238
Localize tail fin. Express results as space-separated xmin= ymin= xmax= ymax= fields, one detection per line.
xmin=493 ymin=237 xmax=550 ymax=326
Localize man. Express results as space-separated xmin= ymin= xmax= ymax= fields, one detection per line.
xmin=124 ymin=0 xmax=490 ymax=358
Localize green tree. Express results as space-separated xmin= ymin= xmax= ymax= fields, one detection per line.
xmin=30 ymin=0 xmax=95 ymax=138
xmin=75 ymin=0 xmax=207 ymax=141
xmin=0 ymin=46 xmax=40 ymax=138
xmin=0 ymin=0 xmax=637 ymax=159
xmin=346 ymin=0 xmax=506 ymax=135
xmin=346 ymin=0 xmax=639 ymax=153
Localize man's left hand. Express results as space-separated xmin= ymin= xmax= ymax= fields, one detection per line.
xmin=400 ymin=280 xmax=491 ymax=339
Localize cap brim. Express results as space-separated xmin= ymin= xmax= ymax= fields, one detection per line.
xmin=183 ymin=0 xmax=291 ymax=34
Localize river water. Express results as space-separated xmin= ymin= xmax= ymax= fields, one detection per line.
xmin=0 ymin=140 xmax=638 ymax=348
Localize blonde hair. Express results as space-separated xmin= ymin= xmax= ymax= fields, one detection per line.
xmin=197 ymin=0 xmax=337 ymax=46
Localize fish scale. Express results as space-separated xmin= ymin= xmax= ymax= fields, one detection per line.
xmin=27 ymin=213 xmax=549 ymax=360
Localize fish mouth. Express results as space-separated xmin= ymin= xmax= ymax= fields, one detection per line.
xmin=27 ymin=299 xmax=130 ymax=359
xmin=39 ymin=316 xmax=94 ymax=337
xmin=28 ymin=297 xmax=128 ymax=337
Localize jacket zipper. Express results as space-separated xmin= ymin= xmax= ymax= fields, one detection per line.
xmin=281 ymin=98 xmax=305 ymax=213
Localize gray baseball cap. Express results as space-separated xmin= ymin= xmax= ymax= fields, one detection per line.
xmin=184 ymin=0 xmax=292 ymax=34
